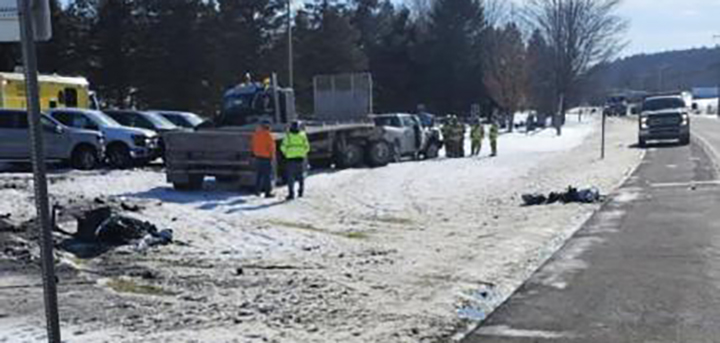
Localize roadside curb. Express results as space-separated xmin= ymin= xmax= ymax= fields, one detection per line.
xmin=451 ymin=119 xmax=646 ymax=342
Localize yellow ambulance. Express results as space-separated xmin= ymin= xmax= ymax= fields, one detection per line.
xmin=0 ymin=72 xmax=95 ymax=110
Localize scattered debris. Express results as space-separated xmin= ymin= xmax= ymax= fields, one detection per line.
xmin=522 ymin=186 xmax=602 ymax=206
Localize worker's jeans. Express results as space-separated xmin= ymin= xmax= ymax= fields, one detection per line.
xmin=285 ymin=159 xmax=305 ymax=198
xmin=255 ymin=158 xmax=273 ymax=196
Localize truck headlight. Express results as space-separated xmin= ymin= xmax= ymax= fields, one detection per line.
xmin=132 ymin=135 xmax=148 ymax=147
xmin=681 ymin=114 xmax=689 ymax=126
xmin=640 ymin=117 xmax=648 ymax=129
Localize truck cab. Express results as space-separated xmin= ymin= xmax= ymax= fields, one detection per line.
xmin=371 ymin=113 xmax=442 ymax=160
xmin=638 ymin=96 xmax=690 ymax=147
xmin=218 ymin=82 xmax=296 ymax=127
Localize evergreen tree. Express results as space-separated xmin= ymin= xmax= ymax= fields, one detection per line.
xmin=88 ymin=0 xmax=139 ymax=107
xmin=526 ymin=29 xmax=554 ymax=118
xmin=133 ymin=0 xmax=216 ymax=113
xmin=422 ymin=0 xmax=488 ymax=115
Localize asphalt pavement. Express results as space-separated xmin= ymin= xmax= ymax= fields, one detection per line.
xmin=462 ymin=118 xmax=720 ymax=343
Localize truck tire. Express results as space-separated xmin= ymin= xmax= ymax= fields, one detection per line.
xmin=424 ymin=142 xmax=440 ymax=159
xmin=107 ymin=143 xmax=133 ymax=169
xmin=174 ymin=174 xmax=204 ymax=191
xmin=71 ymin=145 xmax=99 ymax=170
xmin=336 ymin=143 xmax=363 ymax=169
xmin=366 ymin=140 xmax=392 ymax=167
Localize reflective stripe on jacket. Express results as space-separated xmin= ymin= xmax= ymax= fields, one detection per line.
xmin=281 ymin=131 xmax=310 ymax=159
xmin=252 ymin=128 xmax=276 ymax=159
xmin=471 ymin=125 xmax=485 ymax=140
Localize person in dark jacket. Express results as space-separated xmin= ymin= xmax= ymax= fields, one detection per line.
xmin=280 ymin=121 xmax=310 ymax=200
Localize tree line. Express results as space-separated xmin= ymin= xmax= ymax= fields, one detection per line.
xmin=0 ymin=0 xmax=627 ymax=131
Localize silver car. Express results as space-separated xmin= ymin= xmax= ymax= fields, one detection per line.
xmin=0 ymin=109 xmax=105 ymax=170
xmin=49 ymin=109 xmax=160 ymax=168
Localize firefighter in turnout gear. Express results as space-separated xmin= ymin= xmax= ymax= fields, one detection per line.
xmin=470 ymin=121 xmax=485 ymax=156
xmin=454 ymin=117 xmax=467 ymax=157
xmin=489 ymin=120 xmax=499 ymax=157
xmin=280 ymin=121 xmax=311 ymax=200
xmin=442 ymin=116 xmax=456 ymax=157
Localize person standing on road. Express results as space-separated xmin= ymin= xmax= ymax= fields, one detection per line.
xmin=280 ymin=121 xmax=310 ymax=200
xmin=442 ymin=116 xmax=456 ymax=158
xmin=252 ymin=119 xmax=276 ymax=198
xmin=453 ymin=117 xmax=467 ymax=158
xmin=470 ymin=121 xmax=485 ymax=156
xmin=489 ymin=120 xmax=499 ymax=157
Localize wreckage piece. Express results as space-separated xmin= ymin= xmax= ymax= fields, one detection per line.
xmin=74 ymin=206 xmax=171 ymax=246
xmin=522 ymin=187 xmax=601 ymax=206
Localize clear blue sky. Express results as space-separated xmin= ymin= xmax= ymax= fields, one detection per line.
xmin=617 ymin=0 xmax=720 ymax=56
xmin=58 ymin=0 xmax=720 ymax=56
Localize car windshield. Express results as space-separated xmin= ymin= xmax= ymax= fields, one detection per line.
xmin=85 ymin=111 xmax=122 ymax=128
xmin=643 ymin=98 xmax=685 ymax=112
xmin=373 ymin=116 xmax=401 ymax=127
xmin=143 ymin=112 xmax=177 ymax=130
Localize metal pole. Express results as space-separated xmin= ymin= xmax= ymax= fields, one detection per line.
xmin=601 ymin=110 xmax=606 ymax=160
xmin=287 ymin=0 xmax=293 ymax=88
xmin=17 ymin=1 xmax=61 ymax=342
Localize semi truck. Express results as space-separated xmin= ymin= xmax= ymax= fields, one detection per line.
xmin=164 ymin=73 xmax=394 ymax=190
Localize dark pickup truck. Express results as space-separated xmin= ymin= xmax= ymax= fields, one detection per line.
xmin=638 ymin=96 xmax=690 ymax=147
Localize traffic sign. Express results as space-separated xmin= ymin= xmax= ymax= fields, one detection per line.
xmin=0 ymin=0 xmax=52 ymax=42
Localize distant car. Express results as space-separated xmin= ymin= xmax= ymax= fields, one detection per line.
xmin=0 ymin=109 xmax=104 ymax=170
xmin=372 ymin=113 xmax=442 ymax=160
xmin=103 ymin=110 xmax=180 ymax=157
xmin=639 ymin=96 xmax=690 ymax=147
xmin=49 ymin=108 xmax=160 ymax=168
xmin=151 ymin=110 xmax=204 ymax=129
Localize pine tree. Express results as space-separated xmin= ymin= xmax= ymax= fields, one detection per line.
xmin=422 ymin=0 xmax=488 ymax=115
xmin=526 ymin=29 xmax=554 ymax=119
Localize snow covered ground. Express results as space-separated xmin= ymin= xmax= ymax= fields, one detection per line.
xmin=0 ymin=115 xmax=643 ymax=343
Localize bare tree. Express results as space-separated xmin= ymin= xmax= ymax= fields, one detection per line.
xmin=523 ymin=0 xmax=628 ymax=135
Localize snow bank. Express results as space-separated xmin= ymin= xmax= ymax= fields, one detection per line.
xmin=0 ymin=115 xmax=644 ymax=343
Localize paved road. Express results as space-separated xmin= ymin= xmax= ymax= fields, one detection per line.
xmin=462 ymin=118 xmax=720 ymax=343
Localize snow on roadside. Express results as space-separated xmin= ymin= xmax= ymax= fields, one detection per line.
xmin=0 ymin=115 xmax=643 ymax=343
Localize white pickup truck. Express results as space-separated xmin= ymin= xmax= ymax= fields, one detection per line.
xmin=371 ymin=113 xmax=442 ymax=160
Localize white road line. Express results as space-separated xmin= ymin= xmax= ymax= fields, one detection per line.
xmin=476 ymin=325 xmax=576 ymax=339
xmin=649 ymin=180 xmax=720 ymax=189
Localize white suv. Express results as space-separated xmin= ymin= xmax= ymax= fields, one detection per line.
xmin=0 ymin=109 xmax=104 ymax=170
xmin=49 ymin=109 xmax=160 ymax=168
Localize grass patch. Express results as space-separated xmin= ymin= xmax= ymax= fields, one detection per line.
xmin=268 ymin=219 xmax=370 ymax=240
xmin=340 ymin=231 xmax=369 ymax=240
xmin=107 ymin=278 xmax=172 ymax=296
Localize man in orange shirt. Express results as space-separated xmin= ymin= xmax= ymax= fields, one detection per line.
xmin=251 ymin=119 xmax=276 ymax=198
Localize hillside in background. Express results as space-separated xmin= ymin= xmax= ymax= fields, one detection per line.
xmin=597 ymin=47 xmax=720 ymax=94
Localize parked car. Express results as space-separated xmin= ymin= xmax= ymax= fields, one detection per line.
xmin=103 ymin=110 xmax=180 ymax=157
xmin=638 ymin=95 xmax=690 ymax=146
xmin=151 ymin=110 xmax=204 ymax=129
xmin=0 ymin=109 xmax=104 ymax=170
xmin=371 ymin=113 xmax=443 ymax=160
xmin=49 ymin=108 xmax=161 ymax=168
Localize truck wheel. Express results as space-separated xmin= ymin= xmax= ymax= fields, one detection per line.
xmin=174 ymin=174 xmax=204 ymax=191
xmin=424 ymin=142 xmax=440 ymax=159
xmin=107 ymin=143 xmax=133 ymax=168
xmin=336 ymin=143 xmax=363 ymax=168
xmin=366 ymin=140 xmax=392 ymax=167
xmin=71 ymin=145 xmax=99 ymax=170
